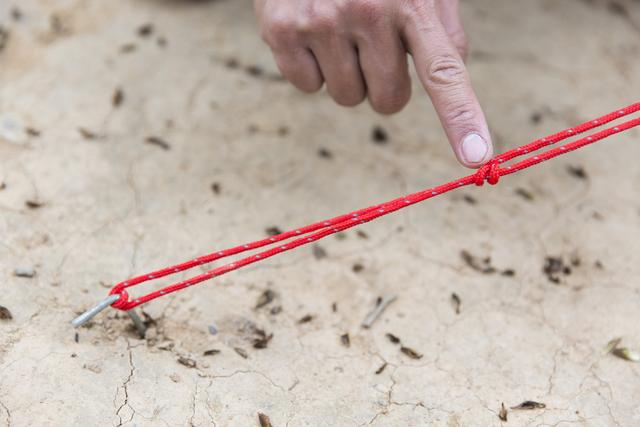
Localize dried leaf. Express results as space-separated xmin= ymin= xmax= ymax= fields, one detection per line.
xmin=312 ymin=244 xmax=327 ymax=259
xmin=211 ymin=182 xmax=221 ymax=195
xmin=0 ymin=306 xmax=13 ymax=320
xmin=269 ymin=306 xmax=282 ymax=315
xmin=234 ymin=347 xmax=248 ymax=359
xmin=177 ymin=356 xmax=196 ymax=368
xmin=385 ymin=333 xmax=401 ymax=345
xmin=371 ymin=126 xmax=388 ymax=144
xmin=510 ymin=401 xmax=546 ymax=410
xmin=252 ymin=333 xmax=273 ymax=349
xmin=112 ymin=87 xmax=124 ymax=107
xmin=499 ymin=402 xmax=508 ymax=421
xmin=78 ymin=127 xmax=98 ymax=140
xmin=567 ymin=165 xmax=587 ymax=180
xmin=604 ymin=337 xmax=623 ymax=354
xmin=352 ymin=263 xmax=364 ymax=273
xmin=340 ymin=333 xmax=350 ymax=348
xmin=25 ymin=200 xmax=44 ymax=209
xmin=400 ymin=346 xmax=423 ymax=360
xmin=265 ymin=226 xmax=282 ymax=236
xmin=450 ymin=293 xmax=461 ymax=315
xmin=258 ymin=412 xmax=272 ymax=427
xmin=317 ymin=147 xmax=333 ymax=159
xmin=515 ymin=187 xmax=534 ymax=201
xmin=298 ymin=314 xmax=313 ymax=324
xmin=245 ymin=65 xmax=264 ymax=77
xmin=137 ymin=23 xmax=154 ymax=37
xmin=145 ymin=136 xmax=170 ymax=150
xmin=26 ymin=127 xmax=41 ymax=137
xmin=255 ymin=289 xmax=276 ymax=309
xmin=611 ymin=347 xmax=640 ymax=363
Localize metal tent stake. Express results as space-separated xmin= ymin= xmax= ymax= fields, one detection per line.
xmin=71 ymin=294 xmax=146 ymax=338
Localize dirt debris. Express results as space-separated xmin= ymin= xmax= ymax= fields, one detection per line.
xmin=543 ymin=256 xmax=575 ymax=284
xmin=460 ymin=250 xmax=515 ymax=276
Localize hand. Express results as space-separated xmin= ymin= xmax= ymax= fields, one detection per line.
xmin=255 ymin=0 xmax=493 ymax=167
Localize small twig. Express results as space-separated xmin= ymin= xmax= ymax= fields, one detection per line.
xmin=361 ymin=295 xmax=397 ymax=328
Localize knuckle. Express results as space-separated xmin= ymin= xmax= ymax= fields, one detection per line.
xmin=346 ymin=0 xmax=385 ymax=23
xmin=262 ymin=13 xmax=296 ymax=44
xmin=332 ymin=88 xmax=366 ymax=107
xmin=442 ymin=101 xmax=476 ymax=124
xmin=369 ymin=86 xmax=411 ymax=115
xmin=305 ymin=3 xmax=339 ymax=33
xmin=427 ymin=54 xmax=467 ymax=87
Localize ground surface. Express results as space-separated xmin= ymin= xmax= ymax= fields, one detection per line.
xmin=1 ymin=0 xmax=640 ymax=426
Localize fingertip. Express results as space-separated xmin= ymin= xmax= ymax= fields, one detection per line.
xmin=457 ymin=133 xmax=493 ymax=168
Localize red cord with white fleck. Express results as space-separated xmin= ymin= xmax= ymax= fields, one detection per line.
xmin=107 ymin=102 xmax=640 ymax=310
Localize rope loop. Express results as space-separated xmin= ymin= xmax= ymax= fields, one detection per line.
xmin=108 ymin=288 xmax=130 ymax=310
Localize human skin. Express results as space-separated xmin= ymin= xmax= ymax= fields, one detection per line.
xmin=255 ymin=0 xmax=493 ymax=168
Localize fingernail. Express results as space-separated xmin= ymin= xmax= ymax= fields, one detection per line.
xmin=461 ymin=133 xmax=488 ymax=164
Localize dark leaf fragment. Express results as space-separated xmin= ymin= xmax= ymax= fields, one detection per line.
xmin=177 ymin=356 xmax=196 ymax=368
xmin=112 ymin=87 xmax=124 ymax=107
xmin=298 ymin=314 xmax=313 ymax=324
xmin=78 ymin=127 xmax=99 ymax=140
xmin=312 ymin=244 xmax=327 ymax=259
xmin=258 ymin=412 xmax=272 ymax=427
xmin=234 ymin=347 xmax=248 ymax=359
xmin=255 ymin=289 xmax=276 ymax=309
xmin=400 ymin=346 xmax=423 ymax=360
xmin=137 ymin=23 xmax=154 ymax=37
xmin=567 ymin=165 xmax=587 ymax=180
xmin=510 ymin=401 xmax=546 ymax=410
xmin=371 ymin=126 xmax=388 ymax=144
xmin=385 ymin=333 xmax=401 ymax=344
xmin=265 ymin=226 xmax=282 ymax=236
xmin=145 ymin=136 xmax=170 ymax=150
xmin=340 ymin=333 xmax=350 ymax=348
xmin=0 ymin=306 xmax=13 ymax=320
xmin=450 ymin=293 xmax=461 ymax=314
xmin=499 ymin=402 xmax=508 ymax=421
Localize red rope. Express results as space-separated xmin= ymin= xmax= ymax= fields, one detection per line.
xmin=108 ymin=103 xmax=640 ymax=310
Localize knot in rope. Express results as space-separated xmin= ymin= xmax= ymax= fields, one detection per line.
xmin=474 ymin=160 xmax=500 ymax=186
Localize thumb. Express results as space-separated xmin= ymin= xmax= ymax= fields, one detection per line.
xmin=403 ymin=13 xmax=492 ymax=168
